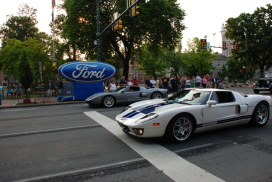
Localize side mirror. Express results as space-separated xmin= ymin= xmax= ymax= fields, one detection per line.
xmin=207 ymin=100 xmax=217 ymax=107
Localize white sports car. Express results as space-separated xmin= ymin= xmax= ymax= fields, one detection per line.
xmin=116 ymin=89 xmax=272 ymax=143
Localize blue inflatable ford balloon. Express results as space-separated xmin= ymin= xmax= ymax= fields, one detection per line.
xmin=58 ymin=61 xmax=116 ymax=83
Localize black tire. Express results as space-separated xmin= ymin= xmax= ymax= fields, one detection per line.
xmin=249 ymin=102 xmax=269 ymax=127
xmin=102 ymin=96 xmax=115 ymax=108
xmin=164 ymin=114 xmax=195 ymax=143
xmin=151 ymin=92 xmax=163 ymax=99
xmin=253 ymin=89 xmax=259 ymax=94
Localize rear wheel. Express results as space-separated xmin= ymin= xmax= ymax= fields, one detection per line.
xmin=164 ymin=114 xmax=195 ymax=143
xmin=102 ymin=96 xmax=115 ymax=108
xmin=151 ymin=92 xmax=163 ymax=99
xmin=249 ymin=102 xmax=269 ymax=126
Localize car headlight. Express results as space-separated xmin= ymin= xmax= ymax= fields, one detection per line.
xmin=136 ymin=113 xmax=158 ymax=123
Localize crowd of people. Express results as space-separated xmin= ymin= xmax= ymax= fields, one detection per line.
xmin=106 ymin=76 xmax=139 ymax=92
xmin=144 ymin=74 xmax=228 ymax=93
xmin=4 ymin=85 xmax=23 ymax=99
xmin=105 ymin=74 xmax=231 ymax=93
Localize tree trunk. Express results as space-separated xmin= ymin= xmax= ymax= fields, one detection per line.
xmin=123 ymin=57 xmax=129 ymax=80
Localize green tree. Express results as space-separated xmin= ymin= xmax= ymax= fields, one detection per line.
xmin=0 ymin=3 xmax=39 ymax=47
xmin=61 ymin=0 xmax=185 ymax=79
xmin=224 ymin=4 xmax=272 ymax=78
xmin=183 ymin=37 xmax=216 ymax=76
xmin=137 ymin=45 xmax=169 ymax=78
xmin=0 ymin=38 xmax=52 ymax=94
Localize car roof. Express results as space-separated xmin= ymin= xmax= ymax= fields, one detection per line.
xmin=186 ymin=88 xmax=234 ymax=92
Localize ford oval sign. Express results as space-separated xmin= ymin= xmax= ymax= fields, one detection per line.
xmin=58 ymin=61 xmax=116 ymax=83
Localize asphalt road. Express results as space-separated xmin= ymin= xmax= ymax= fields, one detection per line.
xmin=0 ymin=86 xmax=272 ymax=182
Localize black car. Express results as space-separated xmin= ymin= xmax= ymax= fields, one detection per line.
xmin=252 ymin=73 xmax=272 ymax=94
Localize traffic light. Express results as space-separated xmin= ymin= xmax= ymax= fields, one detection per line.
xmin=113 ymin=18 xmax=122 ymax=30
xmin=222 ymin=41 xmax=227 ymax=50
xmin=131 ymin=0 xmax=139 ymax=16
xmin=233 ymin=42 xmax=239 ymax=50
xmin=201 ymin=39 xmax=207 ymax=49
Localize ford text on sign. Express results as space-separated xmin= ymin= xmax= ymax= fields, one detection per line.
xmin=58 ymin=61 xmax=116 ymax=83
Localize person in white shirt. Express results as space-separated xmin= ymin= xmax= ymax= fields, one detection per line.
xmin=196 ymin=75 xmax=202 ymax=87
xmin=150 ymin=77 xmax=157 ymax=88
xmin=108 ymin=80 xmax=117 ymax=92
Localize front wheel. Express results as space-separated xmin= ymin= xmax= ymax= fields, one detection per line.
xmin=102 ymin=96 xmax=115 ymax=108
xmin=249 ymin=102 xmax=269 ymax=126
xmin=164 ymin=114 xmax=195 ymax=143
xmin=151 ymin=92 xmax=163 ymax=99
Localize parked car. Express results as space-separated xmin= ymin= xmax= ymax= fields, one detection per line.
xmin=252 ymin=72 xmax=272 ymax=94
xmin=86 ymin=86 xmax=167 ymax=108
xmin=116 ymin=89 xmax=271 ymax=143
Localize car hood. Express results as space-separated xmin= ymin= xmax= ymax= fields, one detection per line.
xmin=85 ymin=92 xmax=115 ymax=100
xmin=118 ymin=100 xmax=192 ymax=121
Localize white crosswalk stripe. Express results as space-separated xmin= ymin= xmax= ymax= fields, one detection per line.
xmin=84 ymin=111 xmax=225 ymax=182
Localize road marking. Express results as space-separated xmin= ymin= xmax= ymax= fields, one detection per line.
xmin=84 ymin=111 xmax=225 ymax=182
xmin=0 ymin=108 xmax=39 ymax=112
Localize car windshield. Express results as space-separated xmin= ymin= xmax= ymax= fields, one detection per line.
xmin=167 ymin=90 xmax=211 ymax=105
xmin=115 ymin=86 xmax=128 ymax=92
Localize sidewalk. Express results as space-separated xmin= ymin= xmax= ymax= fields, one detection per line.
xmin=0 ymin=86 xmax=256 ymax=108
xmin=0 ymin=96 xmax=85 ymax=108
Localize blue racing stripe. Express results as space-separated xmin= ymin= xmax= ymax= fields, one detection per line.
xmin=122 ymin=102 xmax=173 ymax=118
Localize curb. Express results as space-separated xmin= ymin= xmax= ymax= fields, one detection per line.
xmin=0 ymin=100 xmax=86 ymax=109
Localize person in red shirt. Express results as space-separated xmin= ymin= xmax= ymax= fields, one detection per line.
xmin=205 ymin=74 xmax=211 ymax=88
xmin=131 ymin=76 xmax=139 ymax=86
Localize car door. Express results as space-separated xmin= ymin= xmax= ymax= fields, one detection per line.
xmin=122 ymin=86 xmax=142 ymax=102
xmin=202 ymin=91 xmax=240 ymax=126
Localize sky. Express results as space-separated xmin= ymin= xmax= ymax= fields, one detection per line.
xmin=0 ymin=0 xmax=271 ymax=53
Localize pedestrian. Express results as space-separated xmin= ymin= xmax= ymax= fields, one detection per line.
xmin=11 ymin=86 xmax=16 ymax=99
xmin=205 ymin=74 xmax=211 ymax=88
xmin=180 ymin=76 xmax=186 ymax=90
xmin=131 ymin=76 xmax=139 ymax=86
xmin=46 ymin=80 xmax=53 ymax=98
xmin=211 ymin=75 xmax=216 ymax=88
xmin=196 ymin=75 xmax=202 ymax=87
xmin=150 ymin=77 xmax=156 ymax=88
xmin=145 ymin=77 xmax=152 ymax=89
xmin=224 ymin=76 xmax=229 ymax=88
xmin=186 ymin=77 xmax=191 ymax=88
xmin=156 ymin=77 xmax=162 ymax=88
xmin=16 ymin=85 xmax=23 ymax=98
xmin=119 ymin=76 xmax=127 ymax=86
xmin=190 ymin=76 xmax=196 ymax=88
xmin=161 ymin=75 xmax=169 ymax=90
xmin=215 ymin=75 xmax=220 ymax=88
xmin=127 ymin=78 xmax=133 ymax=86
xmin=57 ymin=78 xmax=64 ymax=97
xmin=108 ymin=80 xmax=117 ymax=92
xmin=202 ymin=76 xmax=207 ymax=88
xmin=6 ymin=86 xmax=12 ymax=99
xmin=170 ymin=76 xmax=179 ymax=93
